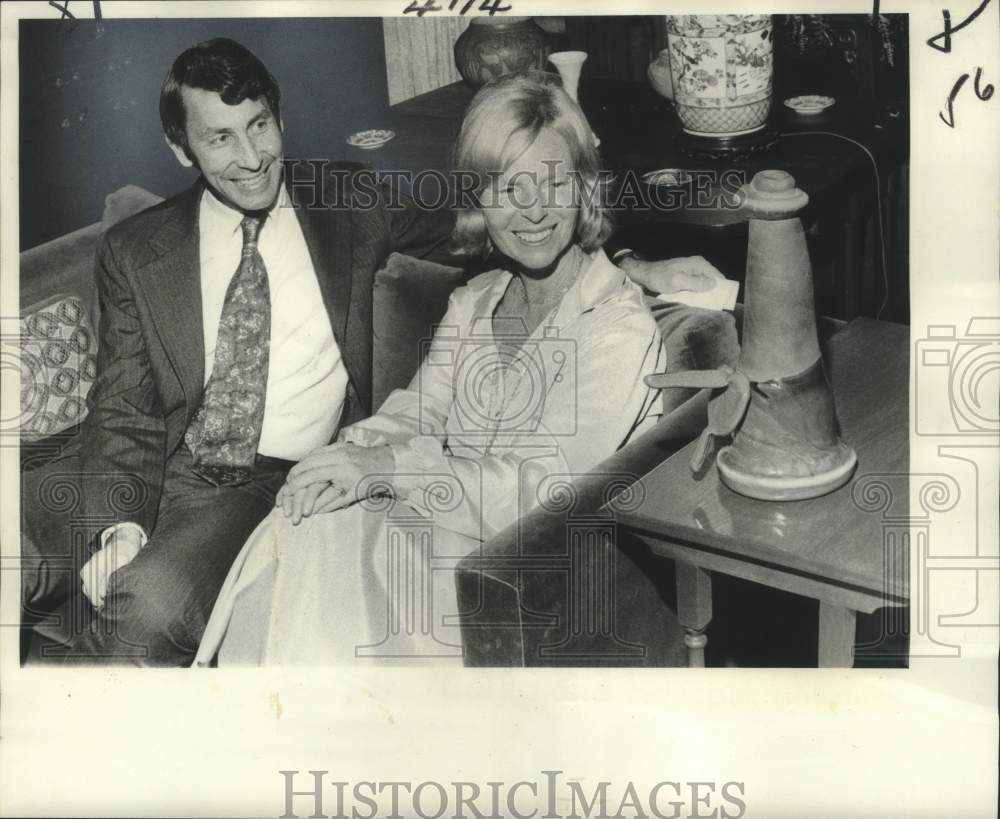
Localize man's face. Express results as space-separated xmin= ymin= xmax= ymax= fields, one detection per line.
xmin=168 ymin=86 xmax=284 ymax=212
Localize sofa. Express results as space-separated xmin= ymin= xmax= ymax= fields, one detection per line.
xmin=19 ymin=185 xmax=740 ymax=666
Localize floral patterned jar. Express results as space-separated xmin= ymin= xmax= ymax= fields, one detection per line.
xmin=664 ymin=15 xmax=774 ymax=136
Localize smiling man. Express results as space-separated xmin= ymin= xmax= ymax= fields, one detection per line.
xmin=20 ymin=37 xmax=463 ymax=666
xmin=20 ymin=37 xmax=723 ymax=666
xmin=164 ymin=85 xmax=284 ymax=212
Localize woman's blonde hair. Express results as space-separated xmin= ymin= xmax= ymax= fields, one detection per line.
xmin=450 ymin=69 xmax=612 ymax=257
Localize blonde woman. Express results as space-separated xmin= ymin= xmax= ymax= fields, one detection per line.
xmin=196 ymin=71 xmax=672 ymax=665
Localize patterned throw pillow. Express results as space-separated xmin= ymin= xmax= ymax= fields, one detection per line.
xmin=18 ymin=294 xmax=98 ymax=441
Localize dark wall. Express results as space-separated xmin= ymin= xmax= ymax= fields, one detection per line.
xmin=19 ymin=18 xmax=388 ymax=250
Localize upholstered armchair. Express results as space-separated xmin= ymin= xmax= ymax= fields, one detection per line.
xmin=453 ymin=302 xmax=739 ymax=667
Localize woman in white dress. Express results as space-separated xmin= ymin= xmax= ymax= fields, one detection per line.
xmin=195 ymin=70 xmax=667 ymax=666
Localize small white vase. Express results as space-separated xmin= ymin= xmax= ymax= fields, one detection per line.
xmin=548 ymin=50 xmax=587 ymax=102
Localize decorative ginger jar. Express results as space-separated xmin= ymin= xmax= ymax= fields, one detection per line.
xmin=661 ymin=15 xmax=774 ymax=137
xmin=454 ymin=17 xmax=550 ymax=89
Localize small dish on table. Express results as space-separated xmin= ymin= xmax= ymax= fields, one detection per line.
xmin=641 ymin=168 xmax=693 ymax=187
xmin=347 ymin=129 xmax=396 ymax=150
xmin=783 ymin=95 xmax=836 ymax=115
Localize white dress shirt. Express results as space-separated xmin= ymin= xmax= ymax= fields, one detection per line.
xmin=198 ymin=187 xmax=349 ymax=461
xmin=89 ymin=187 xmax=350 ymax=588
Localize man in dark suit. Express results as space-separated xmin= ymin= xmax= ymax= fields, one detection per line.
xmin=21 ymin=38 xmax=460 ymax=666
xmin=21 ymin=37 xmax=721 ymax=666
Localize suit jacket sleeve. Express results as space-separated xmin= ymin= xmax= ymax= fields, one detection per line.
xmin=80 ymin=233 xmax=166 ymax=537
xmin=382 ymin=181 xmax=470 ymax=268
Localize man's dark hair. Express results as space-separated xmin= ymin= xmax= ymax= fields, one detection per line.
xmin=160 ymin=37 xmax=281 ymax=158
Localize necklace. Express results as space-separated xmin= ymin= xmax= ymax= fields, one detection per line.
xmin=514 ymin=247 xmax=585 ymax=307
xmin=483 ymin=250 xmax=586 ymax=453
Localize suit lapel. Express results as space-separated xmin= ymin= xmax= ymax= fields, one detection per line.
xmin=133 ymin=175 xmax=366 ymax=423
xmin=135 ymin=181 xmax=205 ymax=413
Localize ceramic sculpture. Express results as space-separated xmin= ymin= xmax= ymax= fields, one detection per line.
xmin=647 ymin=170 xmax=857 ymax=501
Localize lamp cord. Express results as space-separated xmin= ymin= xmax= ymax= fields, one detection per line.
xmin=778 ymin=130 xmax=892 ymax=319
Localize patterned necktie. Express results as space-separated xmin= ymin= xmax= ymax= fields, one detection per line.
xmin=186 ymin=213 xmax=270 ymax=486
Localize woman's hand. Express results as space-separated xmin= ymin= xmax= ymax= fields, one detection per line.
xmin=620 ymin=255 xmax=725 ymax=294
xmin=277 ymin=443 xmax=395 ymax=524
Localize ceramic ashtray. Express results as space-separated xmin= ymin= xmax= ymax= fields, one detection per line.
xmin=784 ymin=95 xmax=836 ymax=115
xmin=347 ymin=129 xmax=396 ymax=149
xmin=641 ymin=169 xmax=693 ymax=187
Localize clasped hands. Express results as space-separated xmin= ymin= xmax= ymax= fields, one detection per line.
xmin=276 ymin=442 xmax=395 ymax=525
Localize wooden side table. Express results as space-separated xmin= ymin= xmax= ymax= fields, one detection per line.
xmin=612 ymin=318 xmax=910 ymax=667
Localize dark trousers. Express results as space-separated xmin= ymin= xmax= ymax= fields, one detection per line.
xmin=21 ymin=447 xmax=290 ymax=666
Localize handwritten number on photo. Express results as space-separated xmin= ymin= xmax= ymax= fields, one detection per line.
xmin=973 ymin=67 xmax=995 ymax=101
xmin=927 ymin=0 xmax=996 ymax=128
xmin=940 ymin=72 xmax=970 ymax=127
xmin=403 ymin=0 xmax=442 ymax=16
xmin=926 ymin=0 xmax=994 ymax=53
xmin=404 ymin=0 xmax=511 ymax=15
xmin=478 ymin=0 xmax=512 ymax=13
xmin=940 ymin=67 xmax=994 ymax=128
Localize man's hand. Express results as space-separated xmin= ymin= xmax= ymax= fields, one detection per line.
xmin=621 ymin=255 xmax=725 ymax=295
xmin=277 ymin=443 xmax=396 ymax=524
xmin=80 ymin=526 xmax=144 ymax=609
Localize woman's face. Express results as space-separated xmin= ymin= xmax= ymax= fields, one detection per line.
xmin=481 ymin=129 xmax=579 ymax=272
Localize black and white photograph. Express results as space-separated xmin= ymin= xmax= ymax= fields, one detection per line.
xmin=1 ymin=1 xmax=997 ymax=816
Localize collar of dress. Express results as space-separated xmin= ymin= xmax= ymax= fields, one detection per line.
xmin=477 ymin=247 xmax=629 ymax=335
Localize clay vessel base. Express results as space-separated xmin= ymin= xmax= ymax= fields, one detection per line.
xmin=717 ymin=446 xmax=857 ymax=501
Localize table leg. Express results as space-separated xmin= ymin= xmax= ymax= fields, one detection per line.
xmin=675 ymin=561 xmax=712 ymax=668
xmin=818 ymin=603 xmax=857 ymax=668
